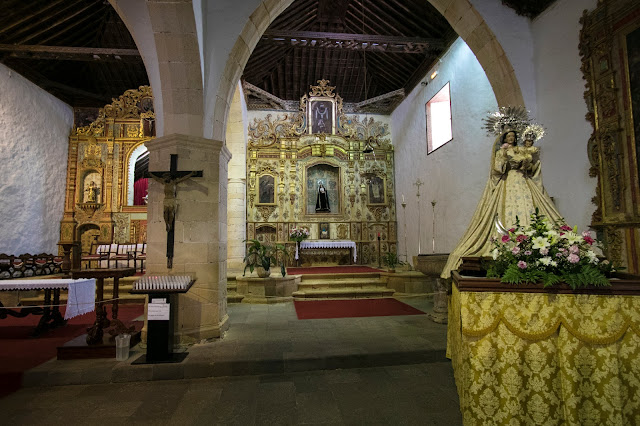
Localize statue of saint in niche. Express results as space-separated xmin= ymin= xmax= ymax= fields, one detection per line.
xmin=315 ymin=181 xmax=330 ymax=212
xmin=84 ymin=181 xmax=99 ymax=203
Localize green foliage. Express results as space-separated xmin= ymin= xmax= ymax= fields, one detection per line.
xmin=486 ymin=209 xmax=616 ymax=290
xmin=381 ymin=251 xmax=404 ymax=270
xmin=243 ymin=239 xmax=288 ymax=277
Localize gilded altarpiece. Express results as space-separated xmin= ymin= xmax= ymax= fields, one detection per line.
xmin=580 ymin=0 xmax=640 ymax=273
xmin=246 ymin=81 xmax=398 ymax=265
xmin=59 ymin=86 xmax=154 ymax=259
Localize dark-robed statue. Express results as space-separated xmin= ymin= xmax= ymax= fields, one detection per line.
xmin=315 ymin=181 xmax=330 ymax=212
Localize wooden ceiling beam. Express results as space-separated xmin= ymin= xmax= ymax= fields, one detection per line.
xmin=0 ymin=0 xmax=68 ymax=37
xmin=37 ymin=6 xmax=107 ymax=45
xmin=2 ymin=0 xmax=83 ymax=42
xmin=349 ymin=0 xmax=408 ymax=36
xmin=261 ymin=30 xmax=444 ymax=54
xmin=0 ymin=44 xmax=141 ymax=62
xmin=16 ymin=1 xmax=95 ymax=44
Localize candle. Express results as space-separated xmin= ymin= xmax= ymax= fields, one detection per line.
xmin=402 ymin=194 xmax=405 ymax=203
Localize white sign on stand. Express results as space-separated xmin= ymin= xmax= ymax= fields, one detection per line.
xmin=148 ymin=299 xmax=170 ymax=321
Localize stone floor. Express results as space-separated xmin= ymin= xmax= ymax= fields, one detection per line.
xmin=0 ymin=296 xmax=462 ymax=424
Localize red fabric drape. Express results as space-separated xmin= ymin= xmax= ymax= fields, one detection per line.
xmin=133 ymin=178 xmax=148 ymax=205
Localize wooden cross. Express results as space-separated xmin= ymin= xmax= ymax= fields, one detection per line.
xmin=146 ymin=154 xmax=203 ymax=268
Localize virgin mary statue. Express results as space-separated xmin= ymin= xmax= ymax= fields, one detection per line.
xmin=441 ymin=109 xmax=564 ymax=278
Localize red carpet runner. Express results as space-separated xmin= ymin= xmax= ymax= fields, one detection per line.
xmin=294 ymin=298 xmax=425 ymax=320
xmin=0 ymin=305 xmax=143 ymax=398
xmin=287 ymin=265 xmax=383 ymax=275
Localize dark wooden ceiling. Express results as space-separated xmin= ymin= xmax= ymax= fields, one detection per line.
xmin=243 ymin=0 xmax=457 ymax=109
xmin=0 ymin=0 xmax=147 ymax=108
xmin=0 ymin=0 xmax=555 ymax=112
xmin=501 ymin=0 xmax=558 ymax=19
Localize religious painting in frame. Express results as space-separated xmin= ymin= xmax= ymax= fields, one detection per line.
xmin=319 ymin=222 xmax=330 ymax=239
xmin=308 ymin=97 xmax=336 ymax=135
xmin=367 ymin=176 xmax=386 ymax=205
xmin=257 ymin=174 xmax=276 ymax=205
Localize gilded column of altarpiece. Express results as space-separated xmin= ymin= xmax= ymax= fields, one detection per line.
xmin=59 ymin=86 xmax=154 ymax=257
xmin=580 ymin=0 xmax=640 ymax=273
xmin=246 ymin=80 xmax=398 ymax=265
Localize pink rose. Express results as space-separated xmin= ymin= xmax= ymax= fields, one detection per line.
xmin=582 ymin=233 xmax=594 ymax=245
xmin=512 ymin=246 xmax=520 ymax=255
xmin=560 ymin=225 xmax=572 ymax=231
xmin=524 ymin=250 xmax=532 ymax=256
xmin=508 ymin=228 xmax=516 ymax=233
xmin=540 ymin=248 xmax=549 ymax=255
xmin=517 ymin=261 xmax=527 ymax=269
xmin=501 ymin=235 xmax=510 ymax=243
xmin=567 ymin=254 xmax=580 ymax=263
xmin=569 ymin=245 xmax=580 ymax=254
xmin=516 ymin=235 xmax=528 ymax=243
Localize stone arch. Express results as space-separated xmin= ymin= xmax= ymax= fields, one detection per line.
xmin=108 ymin=0 xmax=203 ymax=138
xmin=212 ymin=0 xmax=524 ymax=141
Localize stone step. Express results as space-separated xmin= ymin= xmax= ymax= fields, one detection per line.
xmin=19 ymin=292 xmax=146 ymax=306
xmin=296 ymin=279 xmax=387 ymax=290
xmin=297 ymin=272 xmax=382 ymax=282
xmin=292 ymin=287 xmax=395 ymax=299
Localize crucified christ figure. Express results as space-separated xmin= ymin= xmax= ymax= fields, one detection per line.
xmin=150 ymin=171 xmax=198 ymax=233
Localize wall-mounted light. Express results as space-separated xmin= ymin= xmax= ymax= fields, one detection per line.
xmin=430 ymin=70 xmax=438 ymax=80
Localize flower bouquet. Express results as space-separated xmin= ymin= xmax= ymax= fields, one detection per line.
xmin=486 ymin=210 xmax=615 ymax=289
xmin=289 ymin=227 xmax=310 ymax=243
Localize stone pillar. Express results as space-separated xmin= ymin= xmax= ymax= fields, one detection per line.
xmin=146 ymin=133 xmax=231 ymax=342
xmin=227 ymin=178 xmax=246 ymax=273
xmin=225 ymin=84 xmax=247 ymax=274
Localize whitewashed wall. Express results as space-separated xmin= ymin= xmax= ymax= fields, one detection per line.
xmin=0 ymin=63 xmax=73 ymax=255
xmin=531 ymin=0 xmax=598 ymax=231
xmin=392 ymin=38 xmax=498 ymax=261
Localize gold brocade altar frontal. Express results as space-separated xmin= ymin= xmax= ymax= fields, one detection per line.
xmin=448 ymin=272 xmax=640 ymax=425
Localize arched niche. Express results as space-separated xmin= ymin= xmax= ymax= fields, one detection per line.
xmin=125 ymin=143 xmax=148 ymax=206
xmin=80 ymin=170 xmax=102 ymax=204
xmin=255 ymin=225 xmax=277 ymax=245
xmin=304 ymin=163 xmax=341 ymax=216
xmin=77 ymin=223 xmax=100 ymax=255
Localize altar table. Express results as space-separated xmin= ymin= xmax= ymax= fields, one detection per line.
xmin=448 ymin=271 xmax=640 ymax=425
xmin=0 ymin=278 xmax=95 ymax=336
xmin=71 ymin=268 xmax=135 ymax=344
xmin=297 ymin=240 xmax=357 ymax=263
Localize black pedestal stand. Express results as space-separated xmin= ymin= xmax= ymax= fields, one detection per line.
xmin=130 ymin=279 xmax=194 ymax=364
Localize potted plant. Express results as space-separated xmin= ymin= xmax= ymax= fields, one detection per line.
xmin=243 ymin=239 xmax=287 ymax=278
xmin=382 ymin=251 xmax=405 ymax=273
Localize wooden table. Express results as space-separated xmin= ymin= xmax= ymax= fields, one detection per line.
xmin=71 ymin=268 xmax=135 ymax=344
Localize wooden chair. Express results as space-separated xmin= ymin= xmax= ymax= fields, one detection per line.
xmin=81 ymin=241 xmax=107 ymax=269
xmin=113 ymin=243 xmax=136 ymax=268
xmin=133 ymin=243 xmax=146 ymax=273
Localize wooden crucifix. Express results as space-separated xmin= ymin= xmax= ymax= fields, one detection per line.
xmin=146 ymin=154 xmax=203 ymax=268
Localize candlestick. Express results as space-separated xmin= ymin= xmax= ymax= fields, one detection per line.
xmin=401 ymin=201 xmax=410 ymax=269
xmin=414 ymin=179 xmax=424 ymax=254
xmin=431 ymin=200 xmax=437 ymax=253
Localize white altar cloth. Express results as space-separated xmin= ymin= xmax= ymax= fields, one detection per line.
xmin=0 ymin=279 xmax=96 ymax=319
xmin=297 ymin=240 xmax=357 ymax=262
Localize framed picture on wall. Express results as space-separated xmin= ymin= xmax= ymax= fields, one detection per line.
xmin=319 ymin=222 xmax=330 ymax=239
xmin=308 ymin=98 xmax=336 ymax=135
xmin=257 ymin=174 xmax=276 ymax=205
xmin=367 ymin=176 xmax=386 ymax=205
